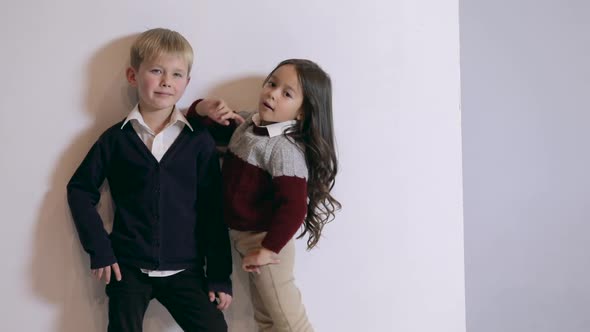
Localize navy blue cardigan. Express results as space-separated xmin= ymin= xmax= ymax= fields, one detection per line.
xmin=67 ymin=118 xmax=232 ymax=294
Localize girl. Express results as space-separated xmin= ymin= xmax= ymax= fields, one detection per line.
xmin=188 ymin=59 xmax=340 ymax=332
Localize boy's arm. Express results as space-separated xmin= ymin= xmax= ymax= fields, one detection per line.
xmin=197 ymin=134 xmax=233 ymax=295
xmin=67 ymin=135 xmax=116 ymax=269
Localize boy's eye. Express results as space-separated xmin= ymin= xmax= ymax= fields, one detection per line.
xmin=151 ymin=69 xmax=162 ymax=74
xmin=174 ymin=73 xmax=184 ymax=78
xmin=267 ymin=81 xmax=276 ymax=87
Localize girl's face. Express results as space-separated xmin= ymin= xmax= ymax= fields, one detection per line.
xmin=258 ymin=64 xmax=304 ymax=123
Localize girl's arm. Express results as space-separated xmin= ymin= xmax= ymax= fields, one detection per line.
xmin=241 ymin=141 xmax=308 ymax=273
xmin=261 ymin=141 xmax=309 ymax=253
xmin=186 ymin=99 xmax=246 ymax=146
xmin=242 ymin=172 xmax=307 ymax=273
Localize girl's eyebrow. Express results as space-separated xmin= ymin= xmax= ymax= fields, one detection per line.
xmin=284 ymin=84 xmax=299 ymax=95
xmin=269 ymin=74 xmax=299 ymax=95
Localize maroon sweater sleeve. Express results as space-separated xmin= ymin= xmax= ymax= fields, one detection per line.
xmin=261 ymin=176 xmax=308 ymax=253
xmin=187 ymin=99 xmax=237 ymax=145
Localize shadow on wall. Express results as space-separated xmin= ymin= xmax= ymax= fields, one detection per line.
xmin=205 ymin=76 xmax=265 ymax=113
xmin=28 ymin=34 xmax=174 ymax=332
xmin=29 ymin=33 xmax=266 ymax=332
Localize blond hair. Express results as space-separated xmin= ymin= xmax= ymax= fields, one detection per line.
xmin=130 ymin=28 xmax=194 ymax=74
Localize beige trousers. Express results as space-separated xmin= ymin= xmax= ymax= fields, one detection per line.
xmin=230 ymin=230 xmax=314 ymax=332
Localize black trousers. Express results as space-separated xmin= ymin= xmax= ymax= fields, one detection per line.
xmin=105 ymin=264 xmax=227 ymax=332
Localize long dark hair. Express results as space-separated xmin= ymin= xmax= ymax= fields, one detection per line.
xmin=265 ymin=59 xmax=341 ymax=250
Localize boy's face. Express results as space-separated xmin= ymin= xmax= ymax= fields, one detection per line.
xmin=126 ymin=53 xmax=190 ymax=113
xmin=258 ymin=64 xmax=304 ymax=124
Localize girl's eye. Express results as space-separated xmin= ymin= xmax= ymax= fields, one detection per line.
xmin=174 ymin=73 xmax=184 ymax=78
xmin=285 ymin=91 xmax=292 ymax=98
xmin=267 ymin=81 xmax=276 ymax=87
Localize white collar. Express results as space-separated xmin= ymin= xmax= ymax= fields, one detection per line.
xmin=251 ymin=113 xmax=297 ymax=138
xmin=121 ymin=104 xmax=193 ymax=132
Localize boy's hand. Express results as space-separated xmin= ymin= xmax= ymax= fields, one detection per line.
xmin=195 ymin=99 xmax=245 ymax=126
xmin=92 ymin=262 xmax=122 ymax=284
xmin=242 ymin=248 xmax=280 ymax=274
xmin=208 ymin=291 xmax=232 ymax=310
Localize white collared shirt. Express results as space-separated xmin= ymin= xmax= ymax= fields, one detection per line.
xmin=121 ymin=104 xmax=193 ymax=277
xmin=121 ymin=104 xmax=194 ymax=162
xmin=251 ymin=113 xmax=297 ymax=138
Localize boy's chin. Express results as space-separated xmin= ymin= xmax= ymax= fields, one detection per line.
xmin=139 ymin=102 xmax=176 ymax=113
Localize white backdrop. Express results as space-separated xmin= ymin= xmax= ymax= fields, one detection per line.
xmin=0 ymin=1 xmax=465 ymax=331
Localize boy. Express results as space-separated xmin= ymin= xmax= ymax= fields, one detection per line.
xmin=67 ymin=28 xmax=232 ymax=332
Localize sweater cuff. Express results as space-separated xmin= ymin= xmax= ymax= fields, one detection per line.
xmin=187 ymin=99 xmax=217 ymax=126
xmin=90 ymin=255 xmax=117 ymax=270
xmin=187 ymin=99 xmax=203 ymax=117
xmin=261 ymin=237 xmax=287 ymax=254
xmin=207 ymin=278 xmax=233 ymax=296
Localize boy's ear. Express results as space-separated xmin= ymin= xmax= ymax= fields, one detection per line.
xmin=126 ymin=67 xmax=138 ymax=86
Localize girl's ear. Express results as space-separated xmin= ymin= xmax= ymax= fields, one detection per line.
xmin=296 ymin=108 xmax=304 ymax=121
xmin=126 ymin=67 xmax=138 ymax=86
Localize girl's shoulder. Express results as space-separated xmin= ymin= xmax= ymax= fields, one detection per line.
xmin=265 ymin=136 xmax=308 ymax=179
xmin=239 ymin=111 xmax=255 ymax=121
xmin=231 ymin=111 xmax=256 ymax=134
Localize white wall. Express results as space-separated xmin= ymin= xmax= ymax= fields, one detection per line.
xmin=461 ymin=1 xmax=590 ymax=331
xmin=0 ymin=1 xmax=465 ymax=331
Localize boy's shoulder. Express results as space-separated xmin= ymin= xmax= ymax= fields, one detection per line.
xmin=95 ymin=118 xmax=128 ymax=143
xmin=185 ymin=116 xmax=206 ymax=133
xmin=185 ymin=117 xmax=215 ymax=143
xmin=95 ymin=117 xmax=215 ymax=156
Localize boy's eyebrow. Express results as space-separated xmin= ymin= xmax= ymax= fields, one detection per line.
xmin=146 ymin=60 xmax=188 ymax=73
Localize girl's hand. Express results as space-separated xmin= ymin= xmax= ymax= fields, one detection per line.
xmin=242 ymin=248 xmax=280 ymax=273
xmin=195 ymin=99 xmax=245 ymax=126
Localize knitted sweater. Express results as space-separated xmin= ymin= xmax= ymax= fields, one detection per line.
xmin=67 ymin=118 xmax=232 ymax=294
xmin=188 ymin=101 xmax=308 ymax=253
